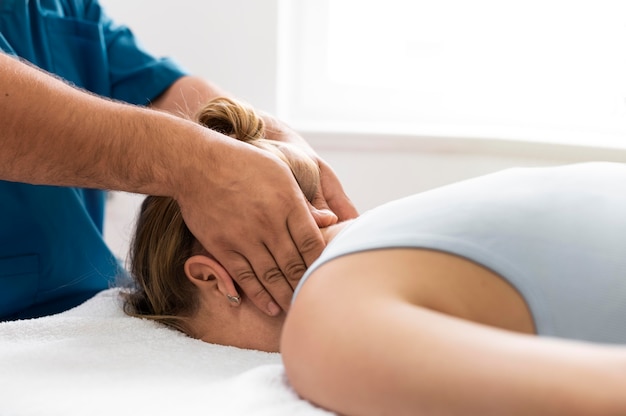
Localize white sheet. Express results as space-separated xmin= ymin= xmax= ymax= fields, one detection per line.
xmin=0 ymin=289 xmax=334 ymax=416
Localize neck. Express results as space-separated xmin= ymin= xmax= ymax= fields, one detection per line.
xmin=321 ymin=219 xmax=353 ymax=244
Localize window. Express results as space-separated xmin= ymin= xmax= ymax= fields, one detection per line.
xmin=279 ymin=0 xmax=626 ymax=146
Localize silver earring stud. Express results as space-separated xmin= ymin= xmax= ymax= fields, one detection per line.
xmin=227 ymin=294 xmax=241 ymax=305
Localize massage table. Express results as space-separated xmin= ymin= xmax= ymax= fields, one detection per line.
xmin=0 ymin=289 xmax=334 ymax=415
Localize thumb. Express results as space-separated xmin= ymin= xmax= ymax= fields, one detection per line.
xmin=308 ymin=188 xmax=338 ymax=228
xmin=309 ymin=204 xmax=338 ymax=228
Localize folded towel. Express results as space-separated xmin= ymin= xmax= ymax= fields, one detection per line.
xmin=0 ymin=289 xmax=334 ymax=416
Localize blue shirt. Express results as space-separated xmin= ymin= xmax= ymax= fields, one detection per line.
xmin=0 ymin=0 xmax=187 ymax=319
xmin=295 ymin=162 xmax=626 ymax=344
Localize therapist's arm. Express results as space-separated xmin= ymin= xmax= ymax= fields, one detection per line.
xmin=151 ymin=75 xmax=358 ymax=223
xmin=0 ymin=54 xmax=325 ymax=315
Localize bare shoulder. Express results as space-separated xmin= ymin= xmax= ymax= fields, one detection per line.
xmin=291 ymin=248 xmax=534 ymax=333
xmin=281 ymin=248 xmax=626 ymax=416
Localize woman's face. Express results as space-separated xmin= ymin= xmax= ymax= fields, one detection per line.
xmin=190 ymin=220 xmax=352 ymax=352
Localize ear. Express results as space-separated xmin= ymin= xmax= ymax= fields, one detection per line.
xmin=184 ymin=255 xmax=240 ymax=303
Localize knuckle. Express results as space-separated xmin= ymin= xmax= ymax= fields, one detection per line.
xmin=283 ymin=261 xmax=307 ymax=282
xmin=262 ymin=267 xmax=285 ymax=285
xmin=233 ymin=269 xmax=271 ymax=301
xmin=233 ymin=269 xmax=257 ymax=284
xmin=297 ymin=235 xmax=323 ymax=257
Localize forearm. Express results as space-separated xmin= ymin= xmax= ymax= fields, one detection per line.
xmin=0 ymin=54 xmax=221 ymax=197
xmin=149 ymin=75 xmax=229 ymax=119
xmin=1 ymin=54 xmax=329 ymax=316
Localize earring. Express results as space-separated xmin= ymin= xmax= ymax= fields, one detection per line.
xmin=226 ymin=294 xmax=241 ymax=305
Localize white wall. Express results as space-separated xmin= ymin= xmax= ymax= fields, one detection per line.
xmin=101 ymin=0 xmax=281 ymax=113
xmin=101 ymin=0 xmax=626 ymax=259
xmin=306 ymin=131 xmax=626 ymax=211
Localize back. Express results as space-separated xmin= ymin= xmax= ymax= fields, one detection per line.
xmin=296 ymin=162 xmax=626 ymax=344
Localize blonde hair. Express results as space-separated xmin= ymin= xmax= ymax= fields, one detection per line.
xmin=123 ymin=97 xmax=320 ymax=333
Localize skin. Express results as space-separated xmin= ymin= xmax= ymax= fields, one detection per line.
xmin=184 ymin=223 xmax=626 ymax=414
xmin=184 ymin=224 xmax=349 ymax=352
xmin=281 ymin=249 xmax=626 ymax=416
xmin=184 ymin=220 xmax=537 ymax=353
xmin=0 ymin=54 xmax=357 ymax=316
xmin=150 ymin=75 xmax=355 ymax=225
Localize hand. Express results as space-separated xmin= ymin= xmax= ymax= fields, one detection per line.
xmin=176 ymin=138 xmax=325 ymax=316
xmin=259 ymin=116 xmax=359 ymax=224
xmin=311 ymin=157 xmax=359 ymax=224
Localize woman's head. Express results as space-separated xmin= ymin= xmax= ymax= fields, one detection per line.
xmin=123 ymin=97 xmax=343 ymax=352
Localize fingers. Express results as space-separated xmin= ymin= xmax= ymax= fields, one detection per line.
xmin=311 ymin=206 xmax=339 ymax=228
xmin=211 ymin=239 xmax=293 ymax=316
xmin=309 ymin=190 xmax=339 ymax=228
xmin=224 ymin=157 xmax=348 ymax=314
xmin=223 ymin=250 xmax=284 ymax=316
xmin=239 ymin=245 xmax=322 ymax=315
xmin=176 ymin=136 xmax=337 ymax=317
xmin=255 ymin=211 xmax=325 ymax=312
xmin=284 ymin=206 xmax=326 ymax=272
xmin=211 ymin=205 xmax=325 ymax=316
xmin=316 ymin=159 xmax=359 ymax=221
xmin=327 ymin=193 xmax=359 ymax=221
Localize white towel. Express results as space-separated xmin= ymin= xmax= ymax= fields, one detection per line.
xmin=0 ymin=289 xmax=334 ymax=416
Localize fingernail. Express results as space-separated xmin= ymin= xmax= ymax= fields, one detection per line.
xmin=267 ymin=301 xmax=281 ymax=316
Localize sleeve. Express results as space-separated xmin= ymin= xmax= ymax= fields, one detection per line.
xmin=84 ymin=0 xmax=189 ymax=105
xmin=0 ymin=33 xmax=16 ymax=55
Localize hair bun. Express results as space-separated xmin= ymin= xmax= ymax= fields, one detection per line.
xmin=195 ymin=96 xmax=265 ymax=143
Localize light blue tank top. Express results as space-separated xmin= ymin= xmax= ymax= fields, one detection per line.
xmin=295 ymin=162 xmax=626 ymax=344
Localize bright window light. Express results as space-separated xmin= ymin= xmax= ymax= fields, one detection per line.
xmin=280 ymin=0 xmax=626 ymax=146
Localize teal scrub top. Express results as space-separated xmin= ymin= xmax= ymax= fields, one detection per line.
xmin=0 ymin=0 xmax=187 ymax=319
